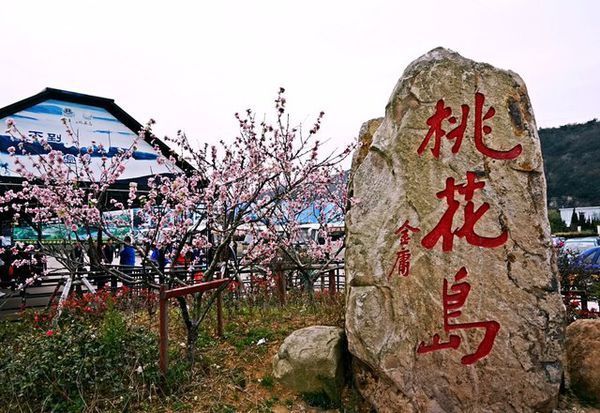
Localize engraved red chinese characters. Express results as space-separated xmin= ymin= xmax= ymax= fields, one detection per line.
xmin=421 ymin=171 xmax=508 ymax=252
xmin=417 ymin=93 xmax=522 ymax=160
xmin=417 ymin=100 xmax=469 ymax=158
xmin=388 ymin=220 xmax=420 ymax=278
xmin=417 ymin=267 xmax=500 ymax=365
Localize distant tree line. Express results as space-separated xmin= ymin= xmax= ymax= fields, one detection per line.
xmin=540 ymin=119 xmax=600 ymax=208
xmin=548 ymin=208 xmax=600 ymax=234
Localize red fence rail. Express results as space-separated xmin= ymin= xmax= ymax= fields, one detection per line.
xmin=158 ymin=278 xmax=229 ymax=375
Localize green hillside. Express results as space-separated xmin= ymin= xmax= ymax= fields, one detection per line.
xmin=539 ymin=119 xmax=600 ymax=208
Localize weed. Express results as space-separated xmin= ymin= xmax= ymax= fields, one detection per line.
xmin=260 ymin=374 xmax=275 ymax=389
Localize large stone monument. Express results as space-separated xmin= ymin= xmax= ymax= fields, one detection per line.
xmin=345 ymin=48 xmax=565 ymax=412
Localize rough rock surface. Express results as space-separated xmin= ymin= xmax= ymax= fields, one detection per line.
xmin=566 ymin=319 xmax=600 ymax=402
xmin=272 ymin=326 xmax=346 ymax=402
xmin=345 ymin=48 xmax=565 ymax=412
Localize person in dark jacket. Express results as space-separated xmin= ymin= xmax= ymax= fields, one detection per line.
xmin=102 ymin=239 xmax=115 ymax=264
xmin=72 ymin=242 xmax=85 ymax=272
xmin=87 ymin=240 xmax=101 ymax=272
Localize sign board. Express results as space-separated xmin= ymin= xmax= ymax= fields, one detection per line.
xmin=0 ymin=98 xmax=176 ymax=181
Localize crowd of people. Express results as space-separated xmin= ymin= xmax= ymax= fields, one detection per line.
xmin=0 ymin=235 xmax=225 ymax=291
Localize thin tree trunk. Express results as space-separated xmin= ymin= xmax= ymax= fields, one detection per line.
xmin=187 ymin=323 xmax=199 ymax=365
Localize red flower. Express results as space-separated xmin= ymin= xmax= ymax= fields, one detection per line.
xmin=227 ymin=280 xmax=240 ymax=292
xmin=46 ymin=330 xmax=54 ymax=337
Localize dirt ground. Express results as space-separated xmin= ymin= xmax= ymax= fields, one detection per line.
xmin=144 ymin=293 xmax=369 ymax=413
xmin=142 ymin=294 xmax=597 ymax=413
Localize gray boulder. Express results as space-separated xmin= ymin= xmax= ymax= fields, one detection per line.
xmin=272 ymin=325 xmax=346 ymax=402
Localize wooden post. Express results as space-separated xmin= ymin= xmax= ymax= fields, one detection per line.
xmin=157 ymin=279 xmax=228 ymax=377
xmin=216 ymin=273 xmax=224 ymax=337
xmin=581 ymin=290 xmax=589 ymax=312
xmin=328 ymin=269 xmax=336 ymax=296
xmin=110 ymin=271 xmax=117 ymax=294
xmin=276 ymin=270 xmax=286 ymax=306
xmin=159 ymin=285 xmax=168 ymax=376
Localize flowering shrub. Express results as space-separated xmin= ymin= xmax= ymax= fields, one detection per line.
xmin=563 ymin=291 xmax=600 ymax=322
xmin=248 ymin=273 xmax=275 ymax=294
xmin=229 ymin=273 xmax=278 ymax=306
xmin=557 ymin=248 xmax=600 ymax=322
xmin=23 ymin=286 xmax=159 ymax=329
xmin=0 ymin=306 xmax=177 ymax=412
xmin=60 ymin=289 xmax=117 ymax=318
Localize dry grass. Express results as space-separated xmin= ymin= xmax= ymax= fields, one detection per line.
xmin=132 ymin=291 xmax=357 ymax=413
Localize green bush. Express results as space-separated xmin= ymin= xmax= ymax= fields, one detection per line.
xmin=0 ymin=308 xmax=165 ymax=412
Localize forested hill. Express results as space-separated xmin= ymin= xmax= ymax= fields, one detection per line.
xmin=539 ymin=119 xmax=600 ymax=208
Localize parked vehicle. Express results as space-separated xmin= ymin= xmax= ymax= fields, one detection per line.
xmin=561 ymin=237 xmax=600 ymax=254
xmin=572 ymin=246 xmax=600 ymax=272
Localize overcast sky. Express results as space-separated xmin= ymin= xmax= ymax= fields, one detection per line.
xmin=1 ymin=0 xmax=598 ymax=162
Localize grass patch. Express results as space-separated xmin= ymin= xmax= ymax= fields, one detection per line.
xmin=0 ymin=291 xmax=346 ymax=412
xmin=226 ymin=326 xmax=275 ymax=351
xmin=260 ymin=374 xmax=275 ymax=389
